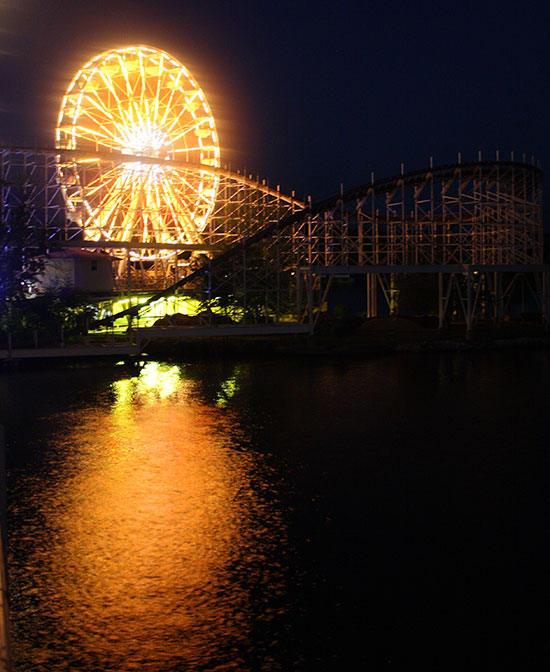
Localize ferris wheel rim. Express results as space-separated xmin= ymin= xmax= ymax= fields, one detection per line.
xmin=55 ymin=44 xmax=221 ymax=261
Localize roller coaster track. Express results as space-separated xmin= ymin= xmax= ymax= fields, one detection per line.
xmin=99 ymin=159 xmax=542 ymax=325
xmin=0 ymin=146 xmax=542 ymax=326
xmin=341 ymin=160 xmax=542 ymax=200
xmin=0 ymin=145 xmax=303 ymax=207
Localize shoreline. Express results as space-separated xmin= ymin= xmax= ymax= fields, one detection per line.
xmin=2 ymin=318 xmax=549 ymax=366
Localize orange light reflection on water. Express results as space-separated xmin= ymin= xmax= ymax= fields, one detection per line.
xmin=10 ymin=362 xmax=282 ymax=671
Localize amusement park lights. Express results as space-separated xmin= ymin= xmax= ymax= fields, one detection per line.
xmin=55 ymin=45 xmax=220 ymax=260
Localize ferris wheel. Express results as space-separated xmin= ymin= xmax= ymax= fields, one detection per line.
xmin=55 ymin=45 xmax=220 ymax=260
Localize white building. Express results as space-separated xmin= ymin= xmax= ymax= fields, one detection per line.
xmin=36 ymin=249 xmax=114 ymax=294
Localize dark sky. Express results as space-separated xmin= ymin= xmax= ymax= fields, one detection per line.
xmin=1 ymin=0 xmax=548 ymax=205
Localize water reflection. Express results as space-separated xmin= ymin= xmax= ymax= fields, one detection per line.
xmin=216 ymin=366 xmax=243 ymax=408
xmin=9 ymin=362 xmax=286 ymax=672
xmin=113 ymin=361 xmax=183 ymax=405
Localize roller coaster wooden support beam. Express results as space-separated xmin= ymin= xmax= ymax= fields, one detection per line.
xmin=1 ymin=147 xmax=544 ymax=334
xmin=366 ymin=274 xmax=378 ymax=318
xmin=309 ymin=265 xmax=548 ymax=336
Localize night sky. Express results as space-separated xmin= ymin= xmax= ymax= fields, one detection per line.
xmin=1 ymin=0 xmax=548 ymax=211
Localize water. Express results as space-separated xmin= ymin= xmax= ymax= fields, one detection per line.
xmin=1 ymin=350 xmax=549 ymax=670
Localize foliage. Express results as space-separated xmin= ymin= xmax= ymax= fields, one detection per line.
xmin=1 ymin=205 xmax=97 ymax=340
xmin=0 ymin=204 xmax=46 ymax=334
xmin=26 ymin=291 xmax=98 ymax=334
xmin=47 ymin=291 xmax=99 ymax=334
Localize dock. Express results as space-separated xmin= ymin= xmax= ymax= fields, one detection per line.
xmin=0 ymin=343 xmax=140 ymax=361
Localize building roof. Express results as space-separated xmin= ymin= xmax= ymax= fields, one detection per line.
xmin=44 ymin=249 xmax=114 ymax=261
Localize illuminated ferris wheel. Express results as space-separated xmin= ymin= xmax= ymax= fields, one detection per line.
xmin=55 ymin=45 xmax=220 ymax=260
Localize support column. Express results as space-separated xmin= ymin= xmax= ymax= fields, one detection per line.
xmin=389 ymin=273 xmax=398 ymax=316
xmin=366 ymin=274 xmax=374 ymax=318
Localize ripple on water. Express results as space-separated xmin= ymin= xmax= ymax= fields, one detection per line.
xmin=8 ymin=362 xmax=290 ymax=672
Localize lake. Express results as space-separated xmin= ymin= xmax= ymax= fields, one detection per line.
xmin=1 ymin=349 xmax=548 ymax=670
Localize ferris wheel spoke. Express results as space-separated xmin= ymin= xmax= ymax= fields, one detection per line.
xmin=152 ymin=55 xmax=164 ymax=123
xmin=148 ymin=202 xmax=167 ymax=243
xmin=85 ymin=163 xmax=125 ymax=184
xmin=170 ymin=167 xmax=216 ymax=199
xmin=72 ymin=124 xmax=111 ymax=141
xmin=97 ymin=71 xmax=135 ymax=131
xmin=160 ymin=81 xmax=199 ymax=129
xmin=158 ymin=71 xmax=185 ymax=127
xmin=117 ymin=55 xmax=135 ymax=100
xmin=162 ymin=180 xmax=203 ymax=241
xmin=80 ymin=94 xmax=131 ymax=139
xmin=159 ymin=185 xmax=185 ymax=225
xmin=90 ymin=85 xmax=135 ymax=134
xmin=91 ymin=169 xmax=132 ymax=209
xmin=179 ymin=210 xmax=203 ymax=243
xmin=138 ymin=50 xmax=148 ymax=115
xmin=122 ymin=59 xmax=143 ymax=102
xmin=117 ymin=186 xmax=141 ymax=242
xmin=83 ymin=196 xmax=118 ymax=233
xmin=172 ymin=175 xmax=202 ymax=201
xmin=143 ymin=97 xmax=151 ymax=122
xmin=81 ymin=91 xmax=117 ymax=124
xmin=83 ymin=195 xmax=117 ymax=232
xmin=77 ymin=114 xmax=124 ymax=149
xmin=155 ymin=182 xmax=179 ymax=234
xmin=103 ymin=59 xmax=132 ymax=101
xmin=165 ymin=110 xmax=209 ymax=140
xmin=83 ymin=172 xmax=132 ymax=228
xmin=163 ymin=92 xmax=205 ymax=135
xmin=131 ymin=99 xmax=153 ymax=130
xmin=98 ymin=70 xmax=124 ymax=108
xmin=71 ymin=125 xmax=121 ymax=151
xmin=85 ymin=176 xmax=119 ymax=200
xmin=85 ymin=170 xmax=125 ymax=198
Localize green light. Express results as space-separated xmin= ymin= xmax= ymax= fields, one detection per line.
xmin=216 ymin=365 xmax=243 ymax=407
xmin=112 ymin=362 xmax=184 ymax=409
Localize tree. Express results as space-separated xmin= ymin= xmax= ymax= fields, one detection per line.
xmin=0 ymin=204 xmax=46 ymax=335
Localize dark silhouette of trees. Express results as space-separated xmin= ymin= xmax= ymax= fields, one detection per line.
xmin=0 ymin=204 xmax=46 ymax=335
